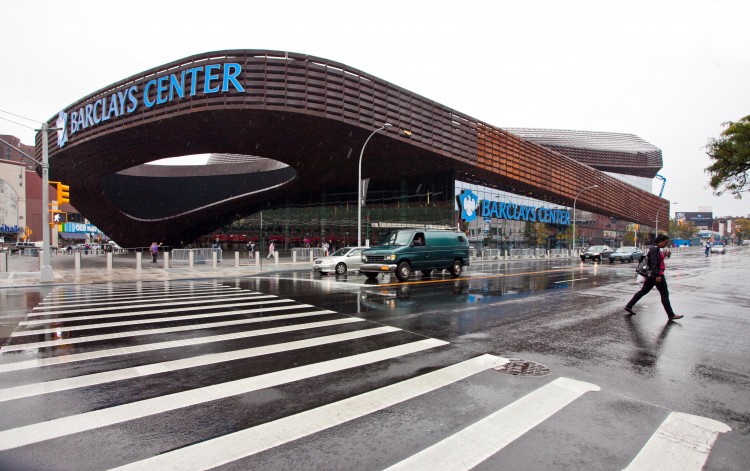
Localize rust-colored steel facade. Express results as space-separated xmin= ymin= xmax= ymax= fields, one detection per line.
xmin=39 ymin=50 xmax=669 ymax=246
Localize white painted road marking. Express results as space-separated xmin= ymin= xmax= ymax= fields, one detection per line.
xmin=0 ymin=326 xmax=400 ymax=402
xmin=0 ymin=339 xmax=447 ymax=451
xmin=624 ymin=412 xmax=731 ymax=471
xmin=0 ymin=318 xmax=364 ymax=373
xmin=383 ymin=376 xmax=600 ymax=470
xmin=108 ymin=354 xmax=509 ymax=471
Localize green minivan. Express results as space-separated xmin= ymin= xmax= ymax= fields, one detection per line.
xmin=360 ymin=229 xmax=470 ymax=281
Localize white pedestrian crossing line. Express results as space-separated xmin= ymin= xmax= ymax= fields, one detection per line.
xmin=0 ymin=318 xmax=364 ymax=373
xmin=0 ymin=339 xmax=447 ymax=451
xmin=0 ymin=309 xmax=337 ymax=352
xmin=623 ymin=412 xmax=731 ymax=471
xmin=0 ymin=326 xmax=401 ymax=403
xmin=383 ymin=377 xmax=600 ymax=471
xmin=19 ymin=297 xmax=287 ymax=328
xmin=30 ymin=293 xmax=271 ymax=316
xmin=108 ymin=354 xmax=509 ymax=471
xmin=40 ymin=286 xmax=242 ymax=304
xmin=34 ymin=291 xmax=258 ymax=310
xmin=14 ymin=302 xmax=310 ymax=337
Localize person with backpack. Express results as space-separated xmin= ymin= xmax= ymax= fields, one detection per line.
xmin=624 ymin=234 xmax=683 ymax=320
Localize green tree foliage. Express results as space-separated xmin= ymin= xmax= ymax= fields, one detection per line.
xmin=734 ymin=218 xmax=750 ymax=240
xmin=706 ymin=115 xmax=750 ymax=198
xmin=669 ymin=218 xmax=697 ymax=240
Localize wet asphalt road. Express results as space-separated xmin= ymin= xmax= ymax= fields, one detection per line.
xmin=0 ymin=247 xmax=748 ymax=469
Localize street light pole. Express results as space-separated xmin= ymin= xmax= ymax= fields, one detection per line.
xmin=572 ymin=184 xmax=598 ymax=255
xmin=655 ymin=201 xmax=677 ymax=237
xmin=357 ymin=123 xmax=392 ymax=246
xmin=38 ymin=122 xmax=59 ymax=283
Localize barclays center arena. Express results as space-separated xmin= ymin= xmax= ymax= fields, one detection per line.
xmin=39 ymin=50 xmax=670 ymax=250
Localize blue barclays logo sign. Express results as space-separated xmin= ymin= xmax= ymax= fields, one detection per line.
xmin=57 ymin=63 xmax=245 ymax=148
xmin=458 ymin=190 xmax=571 ymax=225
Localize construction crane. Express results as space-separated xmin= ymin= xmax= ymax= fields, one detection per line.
xmin=655 ymin=174 xmax=667 ymax=197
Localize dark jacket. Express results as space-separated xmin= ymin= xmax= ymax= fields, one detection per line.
xmin=645 ymin=245 xmax=661 ymax=278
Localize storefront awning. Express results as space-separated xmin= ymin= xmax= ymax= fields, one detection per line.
xmin=59 ymin=232 xmax=87 ymax=240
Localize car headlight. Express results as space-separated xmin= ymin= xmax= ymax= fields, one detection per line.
xmin=593 ymin=252 xmax=600 ymax=256
xmin=386 ymin=254 xmax=396 ymax=261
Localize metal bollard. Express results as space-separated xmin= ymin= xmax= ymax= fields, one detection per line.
xmin=75 ymin=252 xmax=81 ymax=272
xmin=235 ymin=251 xmax=240 ymax=267
xmin=274 ymin=251 xmax=279 ymax=264
xmin=188 ymin=250 xmax=194 ymax=268
xmin=163 ymin=252 xmax=169 ymax=269
xmin=212 ymin=251 xmax=218 ymax=268
xmin=255 ymin=251 xmax=259 ymax=266
xmin=107 ymin=252 xmax=113 ymax=271
xmin=136 ymin=252 xmax=142 ymax=271
xmin=0 ymin=252 xmax=6 ymax=272
xmin=292 ymin=251 xmax=297 ymax=263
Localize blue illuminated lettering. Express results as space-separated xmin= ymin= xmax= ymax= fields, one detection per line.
xmin=186 ymin=67 xmax=202 ymax=96
xmin=143 ymin=79 xmax=156 ymax=107
xmin=126 ymin=86 xmax=138 ymax=113
xmin=169 ymin=72 xmax=185 ymax=100
xmin=204 ymin=64 xmax=221 ymax=93
xmin=156 ymin=76 xmax=169 ymax=104
xmin=222 ymin=63 xmax=244 ymax=92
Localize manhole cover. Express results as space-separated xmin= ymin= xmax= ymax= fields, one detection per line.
xmin=493 ymin=358 xmax=550 ymax=377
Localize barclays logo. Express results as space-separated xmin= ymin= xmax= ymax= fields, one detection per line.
xmin=458 ymin=189 xmax=478 ymax=222
xmin=56 ymin=111 xmax=68 ymax=148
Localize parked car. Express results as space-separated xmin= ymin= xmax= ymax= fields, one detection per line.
xmin=580 ymin=245 xmax=614 ymax=262
xmin=313 ymin=247 xmax=367 ymax=275
xmin=10 ymin=242 xmax=37 ymax=254
xmin=710 ymin=243 xmax=726 ymax=254
xmin=608 ymin=246 xmax=644 ymax=264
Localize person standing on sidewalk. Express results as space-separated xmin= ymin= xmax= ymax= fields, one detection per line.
xmin=624 ymin=234 xmax=683 ymax=320
xmin=150 ymin=242 xmax=160 ymax=263
xmin=267 ymin=241 xmax=275 ymax=259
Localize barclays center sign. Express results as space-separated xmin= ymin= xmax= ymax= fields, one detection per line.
xmin=458 ymin=189 xmax=571 ymax=225
xmin=55 ymin=63 xmax=246 ymax=148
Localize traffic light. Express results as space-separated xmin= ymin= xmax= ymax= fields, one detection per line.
xmin=57 ymin=183 xmax=70 ymax=204
xmin=49 ymin=210 xmax=67 ymax=225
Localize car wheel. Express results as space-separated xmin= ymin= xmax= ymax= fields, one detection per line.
xmin=335 ymin=263 xmax=347 ymax=275
xmin=421 ymin=269 xmax=433 ymax=276
xmin=396 ymin=262 xmax=412 ymax=281
xmin=449 ymin=260 xmax=463 ymax=277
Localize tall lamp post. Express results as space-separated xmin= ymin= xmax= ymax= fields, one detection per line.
xmin=358 ymin=123 xmax=392 ymax=246
xmin=655 ymin=201 xmax=677 ymax=237
xmin=0 ymin=129 xmax=57 ymax=282
xmin=572 ymin=184 xmax=598 ymax=255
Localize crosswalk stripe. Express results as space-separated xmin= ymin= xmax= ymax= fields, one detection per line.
xmin=30 ymin=293 xmax=271 ymax=316
xmin=0 ymin=338 xmax=447 ymax=451
xmin=14 ymin=302 xmax=309 ymax=337
xmin=382 ymin=377 xmax=600 ymax=470
xmin=0 ymin=326 xmax=401 ymax=402
xmin=623 ymin=412 xmax=731 ymax=471
xmin=108 ymin=354 xmax=508 ymax=471
xmin=0 ymin=318 xmax=365 ymax=374
xmin=18 ymin=296 xmax=284 ymax=326
xmin=39 ymin=286 xmax=242 ymax=304
xmin=34 ymin=291 xmax=258 ymax=310
xmin=0 ymin=309 xmax=337 ymax=352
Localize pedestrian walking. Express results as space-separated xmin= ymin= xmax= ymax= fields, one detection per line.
xmin=267 ymin=241 xmax=275 ymax=259
xmin=624 ymin=234 xmax=683 ymax=320
xmin=150 ymin=242 xmax=160 ymax=263
xmin=705 ymin=243 xmax=710 ymax=256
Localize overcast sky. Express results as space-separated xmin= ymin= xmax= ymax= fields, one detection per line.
xmin=2 ymin=0 xmax=748 ymax=218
